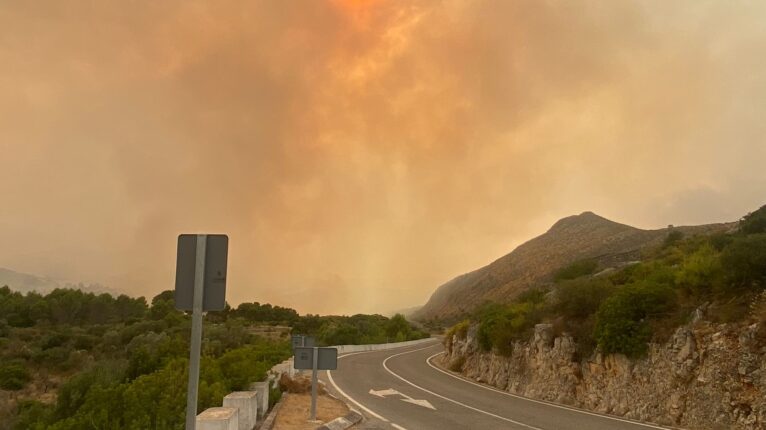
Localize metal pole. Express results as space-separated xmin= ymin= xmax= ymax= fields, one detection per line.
xmin=185 ymin=234 xmax=207 ymax=430
xmin=310 ymin=346 xmax=318 ymax=420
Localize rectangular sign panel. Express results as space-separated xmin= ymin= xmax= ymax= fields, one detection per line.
xmin=291 ymin=335 xmax=304 ymax=349
xmin=291 ymin=335 xmax=316 ymax=349
xmin=293 ymin=347 xmax=338 ymax=370
xmin=175 ymin=234 xmax=229 ymax=311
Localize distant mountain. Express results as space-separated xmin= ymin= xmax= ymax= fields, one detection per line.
xmin=413 ymin=212 xmax=735 ymax=322
xmin=0 ymin=267 xmax=120 ymax=296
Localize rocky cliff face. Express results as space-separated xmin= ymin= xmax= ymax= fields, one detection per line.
xmin=415 ymin=213 xmax=734 ymax=322
xmin=442 ymin=312 xmax=766 ymax=429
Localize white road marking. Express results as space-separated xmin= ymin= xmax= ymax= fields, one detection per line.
xmin=370 ymin=388 xmax=437 ymax=410
xmin=325 ymin=344 xmax=438 ymax=430
xmin=369 ymin=388 xmax=401 ymax=397
xmin=382 ymin=347 xmax=544 ymax=430
xmin=401 ymin=397 xmax=436 ymax=410
xmin=326 ymin=367 xmax=389 ymax=422
xmin=426 ymin=352 xmax=671 ymax=430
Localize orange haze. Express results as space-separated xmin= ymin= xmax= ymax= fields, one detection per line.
xmin=1 ymin=1 xmax=765 ymax=314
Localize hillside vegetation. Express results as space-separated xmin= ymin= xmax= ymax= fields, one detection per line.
xmin=0 ymin=287 xmax=425 ymax=429
xmin=447 ymin=205 xmax=766 ymax=359
xmin=417 ymin=210 xmax=734 ymax=323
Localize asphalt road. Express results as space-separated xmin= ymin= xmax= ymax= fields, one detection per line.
xmin=322 ymin=340 xmax=671 ymax=430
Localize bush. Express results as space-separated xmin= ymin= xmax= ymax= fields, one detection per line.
xmin=554 ymin=259 xmax=598 ymax=282
xmin=13 ymin=400 xmax=54 ymax=430
xmin=445 ymin=320 xmax=470 ymax=349
xmin=476 ymin=301 xmax=542 ymax=356
xmin=217 ymin=347 xmax=270 ymax=391
xmin=663 ymin=230 xmax=684 ymax=248
xmin=555 ymin=278 xmax=615 ymax=320
xmin=594 ymin=283 xmax=676 ymax=357
xmin=448 ymin=356 xmax=466 ymax=372
xmin=269 ymin=385 xmax=282 ymax=409
xmin=720 ymin=234 xmax=766 ymax=291
xmin=0 ymin=361 xmax=31 ymax=390
xmin=740 ymin=205 xmax=766 ymax=235
xmin=675 ymin=244 xmax=723 ymax=296
xmin=0 ymin=319 xmax=9 ymax=338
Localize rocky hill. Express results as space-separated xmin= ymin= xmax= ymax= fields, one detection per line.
xmin=414 ymin=212 xmax=735 ymax=322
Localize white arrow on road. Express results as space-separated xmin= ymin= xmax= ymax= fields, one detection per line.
xmin=369 ymin=388 xmax=436 ymax=410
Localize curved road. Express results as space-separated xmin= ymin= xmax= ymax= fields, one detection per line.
xmin=321 ymin=340 xmax=670 ymax=430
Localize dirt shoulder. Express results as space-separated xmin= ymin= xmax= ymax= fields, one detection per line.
xmin=272 ymin=392 xmax=349 ymax=430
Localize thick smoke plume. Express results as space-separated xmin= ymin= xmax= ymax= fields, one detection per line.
xmin=1 ymin=1 xmax=764 ymax=313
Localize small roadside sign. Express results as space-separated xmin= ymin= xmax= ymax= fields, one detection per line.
xmin=293 ymin=347 xmax=338 ymax=370
xmin=291 ymin=335 xmax=316 ymax=350
xmin=293 ymin=346 xmax=339 ymax=420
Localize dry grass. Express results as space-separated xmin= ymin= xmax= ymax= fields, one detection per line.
xmin=272 ymin=393 xmax=349 ymax=430
xmin=279 ymin=374 xmax=326 ymax=394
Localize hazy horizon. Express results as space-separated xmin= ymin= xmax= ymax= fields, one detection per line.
xmin=2 ymin=1 xmax=765 ymax=315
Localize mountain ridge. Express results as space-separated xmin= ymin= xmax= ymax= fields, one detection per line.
xmin=0 ymin=267 xmax=121 ymax=296
xmin=414 ymin=212 xmax=736 ymax=322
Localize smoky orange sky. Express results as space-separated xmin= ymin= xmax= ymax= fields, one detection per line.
xmin=1 ymin=1 xmax=765 ymax=315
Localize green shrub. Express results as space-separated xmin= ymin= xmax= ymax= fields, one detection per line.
xmin=13 ymin=400 xmax=54 ymax=430
xmin=0 ymin=319 xmax=9 ymax=338
xmin=720 ymin=234 xmax=766 ymax=291
xmin=555 ymin=278 xmax=615 ymax=320
xmin=675 ymin=244 xmax=723 ymax=296
xmin=445 ymin=320 xmax=470 ymax=347
xmin=218 ymin=347 xmax=271 ymax=391
xmin=594 ymin=283 xmax=676 ymax=357
xmin=554 ymin=259 xmax=598 ymax=282
xmin=740 ymin=205 xmax=766 ymax=235
xmin=268 ymin=385 xmax=282 ymax=409
xmin=0 ymin=361 xmax=31 ymax=390
xmin=476 ymin=301 xmax=542 ymax=356
xmin=663 ymin=230 xmax=684 ymax=248
xmin=516 ymin=288 xmax=547 ymax=304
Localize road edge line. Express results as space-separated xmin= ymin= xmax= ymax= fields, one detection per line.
xmin=326 ymin=369 xmax=389 ymax=422
xmin=427 ymin=352 xmax=674 ymax=430
xmin=382 ymin=346 xmax=544 ymax=430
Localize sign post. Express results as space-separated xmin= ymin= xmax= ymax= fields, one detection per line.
xmin=293 ymin=346 xmax=337 ymax=421
xmin=186 ymin=235 xmax=206 ymax=430
xmin=175 ymin=234 xmax=228 ymax=430
xmin=310 ymin=347 xmax=319 ymax=421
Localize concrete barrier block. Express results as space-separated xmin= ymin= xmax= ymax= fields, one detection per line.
xmin=196 ymin=407 xmax=238 ymax=430
xmin=223 ymin=391 xmax=258 ymax=430
xmin=250 ymin=381 xmax=269 ymax=419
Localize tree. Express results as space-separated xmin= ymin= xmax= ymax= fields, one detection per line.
xmin=385 ymin=314 xmax=411 ymax=340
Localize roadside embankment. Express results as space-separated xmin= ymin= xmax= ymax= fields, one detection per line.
xmin=442 ymin=320 xmax=765 ymax=429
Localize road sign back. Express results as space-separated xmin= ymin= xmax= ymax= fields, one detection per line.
xmin=174 ymin=234 xmax=229 ymax=311
xmin=293 ymin=347 xmax=338 ymax=370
